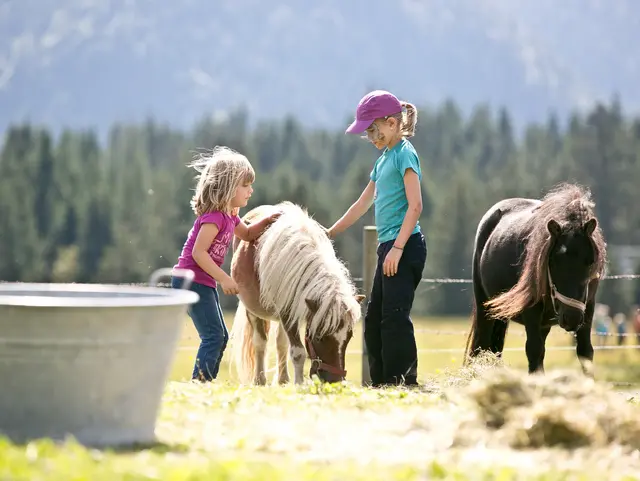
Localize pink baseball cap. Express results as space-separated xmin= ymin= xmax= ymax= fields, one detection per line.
xmin=345 ymin=90 xmax=403 ymax=134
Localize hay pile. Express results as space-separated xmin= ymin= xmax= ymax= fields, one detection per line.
xmin=447 ymin=364 xmax=640 ymax=451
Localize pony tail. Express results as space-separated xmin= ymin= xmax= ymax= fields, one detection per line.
xmin=400 ymin=101 xmax=418 ymax=138
xmin=228 ymin=300 xmax=256 ymax=384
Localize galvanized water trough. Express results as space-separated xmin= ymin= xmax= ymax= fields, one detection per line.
xmin=0 ymin=268 xmax=198 ymax=447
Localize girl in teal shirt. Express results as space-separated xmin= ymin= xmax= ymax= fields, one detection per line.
xmin=327 ymin=90 xmax=426 ymax=387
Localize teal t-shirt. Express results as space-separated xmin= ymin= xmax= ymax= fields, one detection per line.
xmin=369 ymin=138 xmax=422 ymax=244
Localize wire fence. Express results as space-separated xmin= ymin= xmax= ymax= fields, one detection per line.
xmin=350 ymin=272 xmax=640 ymax=284
xmin=135 ymin=271 xmax=640 ymax=355
xmin=176 ymin=343 xmax=640 ymax=354
xmin=5 ymin=273 xmax=638 ymax=288
xmin=413 ymin=328 xmax=640 ymax=338
xmin=5 ymin=263 xmax=639 ymax=387
xmin=139 ymin=272 xmax=640 ymax=289
xmin=170 ymin=267 xmax=640 ymax=388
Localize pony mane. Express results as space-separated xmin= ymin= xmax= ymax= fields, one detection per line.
xmin=255 ymin=201 xmax=361 ymax=338
xmin=485 ymin=183 xmax=607 ymax=320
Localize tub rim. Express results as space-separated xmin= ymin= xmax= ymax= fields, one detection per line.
xmin=0 ymin=282 xmax=200 ymax=308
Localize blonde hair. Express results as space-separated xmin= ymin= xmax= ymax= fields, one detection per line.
xmin=389 ymin=101 xmax=418 ymax=138
xmin=188 ymin=146 xmax=255 ymax=216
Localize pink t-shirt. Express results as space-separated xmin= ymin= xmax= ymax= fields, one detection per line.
xmin=174 ymin=211 xmax=241 ymax=288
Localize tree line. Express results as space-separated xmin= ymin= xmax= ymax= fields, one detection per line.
xmin=1 ymin=97 xmax=640 ymax=316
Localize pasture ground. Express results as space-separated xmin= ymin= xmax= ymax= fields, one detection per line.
xmin=2 ymin=358 xmax=639 ymax=480
xmin=170 ymin=313 xmax=640 ymax=387
xmin=3 ymin=314 xmax=640 ymax=480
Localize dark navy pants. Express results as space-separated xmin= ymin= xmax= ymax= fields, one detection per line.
xmin=171 ymin=277 xmax=228 ymax=381
xmin=364 ymin=232 xmax=427 ymax=387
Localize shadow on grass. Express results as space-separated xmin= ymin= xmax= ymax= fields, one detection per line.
xmin=0 ymin=435 xmax=191 ymax=455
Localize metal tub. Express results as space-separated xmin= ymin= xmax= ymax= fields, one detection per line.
xmin=0 ymin=268 xmax=198 ymax=447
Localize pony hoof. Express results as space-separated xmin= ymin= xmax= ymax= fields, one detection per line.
xmin=579 ymin=358 xmax=595 ymax=379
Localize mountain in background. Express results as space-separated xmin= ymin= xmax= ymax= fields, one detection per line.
xmin=2 ymin=0 xmax=639 ymax=138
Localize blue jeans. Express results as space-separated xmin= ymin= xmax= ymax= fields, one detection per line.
xmin=171 ymin=277 xmax=228 ymax=381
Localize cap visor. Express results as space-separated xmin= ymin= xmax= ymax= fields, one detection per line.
xmin=345 ymin=118 xmax=373 ymax=134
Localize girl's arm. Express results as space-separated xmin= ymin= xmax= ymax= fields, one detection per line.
xmin=392 ymin=169 xmax=422 ymax=249
xmin=235 ymin=212 xmax=281 ymax=242
xmin=327 ymin=180 xmax=375 ymax=237
xmin=192 ymin=223 xmax=233 ymax=285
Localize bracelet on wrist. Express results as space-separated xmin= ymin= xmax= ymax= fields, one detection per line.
xmin=392 ymin=245 xmax=404 ymax=251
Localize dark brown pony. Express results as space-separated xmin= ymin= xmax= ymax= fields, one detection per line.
xmin=464 ymin=183 xmax=607 ymax=375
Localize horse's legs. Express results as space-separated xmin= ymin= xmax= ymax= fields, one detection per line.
xmin=575 ymin=300 xmax=595 ymax=378
xmin=249 ymin=314 xmax=269 ymax=385
xmin=466 ymin=207 xmax=502 ymax=362
xmin=282 ymin=322 xmax=306 ymax=384
xmin=275 ymin=321 xmax=290 ymax=385
xmin=537 ymin=326 xmax=552 ymax=372
xmin=522 ymin=304 xmax=545 ymax=374
xmin=490 ymin=319 xmax=509 ymax=357
xmin=468 ymin=281 xmax=494 ymax=358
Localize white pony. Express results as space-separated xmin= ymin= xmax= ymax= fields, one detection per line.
xmin=228 ymin=201 xmax=364 ymax=385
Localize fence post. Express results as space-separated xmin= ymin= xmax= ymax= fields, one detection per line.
xmin=361 ymin=225 xmax=377 ymax=386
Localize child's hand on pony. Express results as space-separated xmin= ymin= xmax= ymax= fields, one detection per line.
xmin=267 ymin=210 xmax=283 ymax=224
xmin=220 ymin=275 xmax=240 ymax=296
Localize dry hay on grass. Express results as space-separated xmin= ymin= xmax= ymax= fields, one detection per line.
xmin=448 ymin=353 xmax=640 ymax=451
xmin=151 ymin=352 xmax=640 ymax=479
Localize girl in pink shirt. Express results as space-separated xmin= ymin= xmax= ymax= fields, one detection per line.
xmin=173 ymin=146 xmax=280 ymax=381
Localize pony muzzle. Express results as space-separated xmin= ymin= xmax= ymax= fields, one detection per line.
xmin=555 ymin=298 xmax=586 ymax=332
xmin=311 ymin=360 xmax=346 ymax=383
xmin=305 ymin=336 xmax=347 ymax=382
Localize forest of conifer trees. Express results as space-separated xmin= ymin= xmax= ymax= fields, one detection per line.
xmin=1 ymin=98 xmax=640 ymax=316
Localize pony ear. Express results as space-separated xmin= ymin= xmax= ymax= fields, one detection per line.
xmin=547 ymin=219 xmax=562 ymax=238
xmin=584 ymin=218 xmax=597 ymax=237
xmin=355 ymin=294 xmax=366 ymax=303
xmin=305 ymin=298 xmax=320 ymax=313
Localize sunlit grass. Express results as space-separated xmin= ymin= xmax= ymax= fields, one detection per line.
xmin=170 ymin=313 xmax=640 ymax=386
xmin=5 ymin=313 xmax=637 ymax=480
xmin=2 ymin=358 xmax=640 ymax=481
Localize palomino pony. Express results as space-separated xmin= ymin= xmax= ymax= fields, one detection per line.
xmin=464 ymin=183 xmax=607 ymax=375
xmin=228 ymin=201 xmax=364 ymax=385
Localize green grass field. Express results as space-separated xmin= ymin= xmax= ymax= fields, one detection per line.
xmin=169 ymin=313 xmax=640 ymax=386
xmin=3 ymin=362 xmax=639 ymax=480
xmin=3 ymin=314 xmax=640 ymax=480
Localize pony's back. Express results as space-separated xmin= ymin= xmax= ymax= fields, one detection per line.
xmin=255 ymin=202 xmax=360 ymax=337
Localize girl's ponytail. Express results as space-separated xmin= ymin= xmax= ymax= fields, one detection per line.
xmin=400 ymin=101 xmax=418 ymax=138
